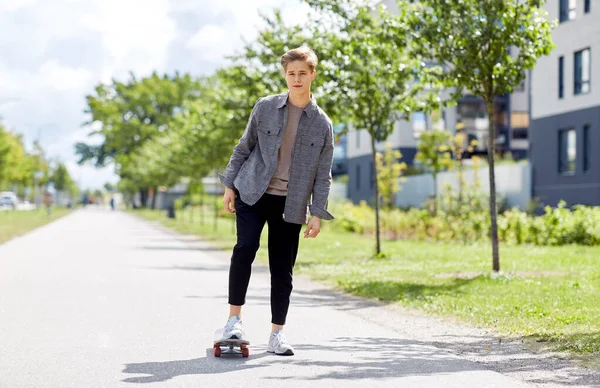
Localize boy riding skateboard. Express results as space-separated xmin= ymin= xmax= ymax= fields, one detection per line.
xmin=218 ymin=46 xmax=335 ymax=356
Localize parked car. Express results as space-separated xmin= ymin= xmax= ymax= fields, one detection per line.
xmin=0 ymin=191 xmax=18 ymax=209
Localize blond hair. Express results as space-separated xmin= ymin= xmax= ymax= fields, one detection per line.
xmin=280 ymin=46 xmax=318 ymax=72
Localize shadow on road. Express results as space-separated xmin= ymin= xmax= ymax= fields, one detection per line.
xmin=121 ymin=337 xmax=484 ymax=384
xmin=184 ymin=285 xmax=380 ymax=311
xmin=121 ymin=348 xmax=270 ymax=384
xmin=137 ymin=246 xmax=224 ymax=252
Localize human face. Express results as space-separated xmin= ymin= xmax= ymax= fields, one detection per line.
xmin=284 ymin=60 xmax=316 ymax=97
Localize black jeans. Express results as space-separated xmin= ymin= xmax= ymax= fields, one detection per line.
xmin=228 ymin=193 xmax=302 ymax=325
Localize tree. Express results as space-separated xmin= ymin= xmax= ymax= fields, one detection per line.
xmin=229 ymin=8 xmax=344 ymax=124
xmin=410 ymin=0 xmax=555 ymax=271
xmin=170 ymin=76 xmax=247 ymax=183
xmin=0 ymin=125 xmax=32 ymax=191
xmin=50 ymin=162 xmax=73 ymax=206
xmin=304 ymin=0 xmax=440 ymax=256
xmin=376 ymin=143 xmax=407 ymax=209
xmin=76 ymin=72 xmax=202 ymax=207
xmin=104 ymin=182 xmax=115 ymax=193
xmin=415 ymin=130 xmax=454 ymax=215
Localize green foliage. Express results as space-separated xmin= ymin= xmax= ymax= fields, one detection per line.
xmin=408 ymin=0 xmax=556 ymax=99
xmin=408 ymin=0 xmax=556 ymax=271
xmin=302 ymin=0 xmax=441 ymax=255
xmin=415 ymin=130 xmax=453 ymax=179
xmin=376 ymin=143 xmax=407 ymax=209
xmin=50 ymin=163 xmax=70 ymax=192
xmin=330 ymin=197 xmax=600 ymax=247
xmin=0 ymin=124 xmax=66 ymax=199
xmin=0 ymin=125 xmax=35 ymax=189
xmin=415 ymin=130 xmax=454 ymax=214
xmin=76 ymin=72 xmax=203 ymax=203
xmin=416 ymin=130 xmax=452 ymax=165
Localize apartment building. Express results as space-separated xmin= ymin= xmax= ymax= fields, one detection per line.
xmin=345 ymin=0 xmax=532 ymax=204
xmin=530 ymin=0 xmax=599 ymax=206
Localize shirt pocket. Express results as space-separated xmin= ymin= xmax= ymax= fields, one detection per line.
xmin=258 ymin=125 xmax=279 ymax=136
xmin=298 ymin=135 xmax=325 ymax=168
xmin=300 ymin=135 xmax=325 ymax=150
xmin=257 ymin=124 xmax=280 ymax=152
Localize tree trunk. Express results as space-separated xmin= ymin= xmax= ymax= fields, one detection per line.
xmin=486 ymin=99 xmax=500 ymax=272
xmin=200 ymin=190 xmax=204 ymax=225
xmin=371 ymin=137 xmax=381 ymax=255
xmin=432 ymin=173 xmax=437 ymax=216
xmin=458 ymin=161 xmax=463 ymax=209
xmin=150 ymin=187 xmax=158 ymax=210
xmin=139 ymin=188 xmax=148 ymax=208
xmin=214 ymin=171 xmax=219 ymax=231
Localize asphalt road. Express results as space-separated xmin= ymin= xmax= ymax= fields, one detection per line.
xmin=0 ymin=208 xmax=535 ymax=387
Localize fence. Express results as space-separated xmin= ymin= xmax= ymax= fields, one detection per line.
xmin=395 ymin=162 xmax=532 ymax=210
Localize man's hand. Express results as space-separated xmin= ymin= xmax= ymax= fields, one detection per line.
xmin=222 ymin=187 xmax=236 ymax=214
xmin=304 ymin=216 xmax=321 ymax=239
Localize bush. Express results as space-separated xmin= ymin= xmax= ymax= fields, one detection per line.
xmin=330 ymin=199 xmax=600 ymax=246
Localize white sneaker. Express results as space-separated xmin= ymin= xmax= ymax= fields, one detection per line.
xmin=267 ymin=330 xmax=294 ymax=356
xmin=222 ymin=316 xmax=245 ymax=340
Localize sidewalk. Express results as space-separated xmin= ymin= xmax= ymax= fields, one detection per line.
xmin=0 ymin=208 xmax=592 ymax=387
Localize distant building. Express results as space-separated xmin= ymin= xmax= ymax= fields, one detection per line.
xmin=530 ymin=0 xmax=598 ymax=206
xmin=345 ymin=0 xmax=532 ymax=204
xmin=332 ymin=130 xmax=347 ymax=177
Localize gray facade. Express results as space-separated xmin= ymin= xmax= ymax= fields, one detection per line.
xmin=347 ymin=148 xmax=417 ymax=204
xmin=530 ymin=0 xmax=599 ymax=207
xmin=530 ymin=106 xmax=600 ymax=207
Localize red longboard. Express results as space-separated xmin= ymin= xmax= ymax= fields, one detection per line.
xmin=213 ymin=338 xmax=250 ymax=358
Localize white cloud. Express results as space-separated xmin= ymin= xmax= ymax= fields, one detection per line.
xmin=186 ymin=0 xmax=311 ymax=57
xmin=38 ymin=60 xmax=93 ymax=91
xmin=0 ymin=0 xmax=36 ymax=12
xmin=185 ymin=25 xmax=231 ymax=62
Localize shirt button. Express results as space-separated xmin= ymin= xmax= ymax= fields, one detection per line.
xmin=311 ymin=143 xmax=314 ymax=146
xmin=267 ymin=130 xmax=271 ymax=134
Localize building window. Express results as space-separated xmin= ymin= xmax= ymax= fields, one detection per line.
xmin=356 ymin=165 xmax=361 ymax=190
xmin=559 ymin=128 xmax=576 ymax=174
xmin=412 ymin=111 xmax=427 ymax=138
xmin=355 ymin=130 xmax=360 ymax=149
xmin=585 ymin=0 xmax=590 ymax=13
xmin=559 ymin=56 xmax=564 ymax=99
xmin=560 ymin=0 xmax=577 ymax=22
xmin=584 ymin=125 xmax=591 ymax=172
xmin=574 ymin=48 xmax=591 ymax=95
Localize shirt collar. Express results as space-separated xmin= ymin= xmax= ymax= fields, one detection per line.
xmin=277 ymin=91 xmax=318 ymax=119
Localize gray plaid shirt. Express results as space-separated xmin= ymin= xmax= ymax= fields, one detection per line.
xmin=219 ymin=91 xmax=335 ymax=225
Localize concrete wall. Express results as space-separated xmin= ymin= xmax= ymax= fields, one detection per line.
xmin=395 ymin=163 xmax=533 ymax=210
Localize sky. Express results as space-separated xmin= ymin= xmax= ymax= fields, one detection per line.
xmin=0 ymin=0 xmax=310 ymax=190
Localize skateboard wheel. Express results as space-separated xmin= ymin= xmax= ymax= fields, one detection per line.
xmin=214 ymin=345 xmax=221 ymax=357
xmin=241 ymin=347 xmax=249 ymax=357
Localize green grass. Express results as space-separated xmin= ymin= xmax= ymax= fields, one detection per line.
xmin=0 ymin=208 xmax=73 ymax=244
xmin=133 ymin=206 xmax=600 ymax=356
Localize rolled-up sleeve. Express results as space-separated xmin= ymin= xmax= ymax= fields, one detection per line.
xmin=309 ymin=121 xmax=335 ymax=220
xmin=219 ymin=98 xmax=262 ymax=189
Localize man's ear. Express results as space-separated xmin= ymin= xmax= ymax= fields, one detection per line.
xmin=311 ymin=71 xmax=316 ymax=80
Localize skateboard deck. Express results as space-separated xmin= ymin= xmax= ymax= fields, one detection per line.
xmin=213 ymin=329 xmax=250 ymax=358
xmin=213 ymin=338 xmax=250 ymax=357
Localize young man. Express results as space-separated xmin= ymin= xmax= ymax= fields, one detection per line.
xmin=218 ymin=46 xmax=335 ymax=356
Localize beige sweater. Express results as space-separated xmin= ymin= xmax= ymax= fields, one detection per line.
xmin=266 ymin=102 xmax=304 ymax=196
